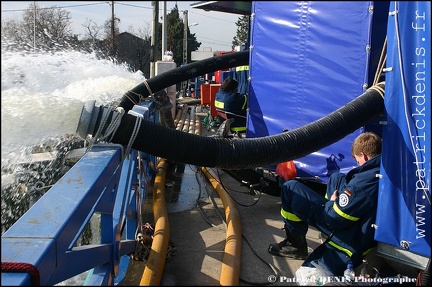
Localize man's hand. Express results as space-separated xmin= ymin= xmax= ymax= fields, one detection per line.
xmin=330 ymin=190 xmax=338 ymax=201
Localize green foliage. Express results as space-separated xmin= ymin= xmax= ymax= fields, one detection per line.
xmin=163 ymin=5 xmax=201 ymax=66
xmin=232 ymin=15 xmax=250 ymax=49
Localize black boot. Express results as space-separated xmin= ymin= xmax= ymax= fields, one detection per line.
xmin=268 ymin=228 xmax=308 ymax=260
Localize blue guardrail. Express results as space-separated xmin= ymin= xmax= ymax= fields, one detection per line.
xmin=1 ymin=102 xmax=157 ymax=286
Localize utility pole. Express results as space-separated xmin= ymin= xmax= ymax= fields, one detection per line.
xmin=150 ymin=1 xmax=159 ymax=77
xmin=162 ymin=1 xmax=167 ymax=57
xmin=111 ymin=1 xmax=115 ymax=57
xmin=108 ymin=1 xmax=120 ymax=58
xmin=183 ymin=10 xmax=188 ymax=65
xmin=182 ymin=10 xmax=188 ymax=96
xmin=33 ymin=1 xmax=36 ymax=53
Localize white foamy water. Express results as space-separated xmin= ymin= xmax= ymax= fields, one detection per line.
xmin=1 ymin=47 xmax=145 ymax=168
xmin=1 ymin=44 xmax=146 ymax=239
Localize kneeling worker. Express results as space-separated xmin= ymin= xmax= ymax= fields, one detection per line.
xmin=214 ymin=77 xmax=248 ymax=132
xmin=268 ymin=132 xmax=382 ymax=277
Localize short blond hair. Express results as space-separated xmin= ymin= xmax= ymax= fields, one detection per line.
xmin=351 ymin=132 xmax=382 ymax=158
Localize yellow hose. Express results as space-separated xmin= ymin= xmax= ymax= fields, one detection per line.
xmin=201 ymin=167 xmax=242 ymax=286
xmin=140 ymin=159 xmax=170 ymax=286
xmin=139 ymin=110 xmax=241 ymax=285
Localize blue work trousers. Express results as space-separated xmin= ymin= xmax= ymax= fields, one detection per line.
xmin=281 ymin=173 xmax=350 ymax=275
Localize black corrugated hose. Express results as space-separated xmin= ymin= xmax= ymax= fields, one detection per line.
xmin=417 ymin=258 xmax=431 ymax=286
xmin=87 ymin=50 xmax=385 ymax=169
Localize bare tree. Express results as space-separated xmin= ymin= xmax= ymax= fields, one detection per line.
xmin=78 ymin=18 xmax=105 ymax=53
xmin=127 ymin=22 xmax=152 ymax=41
xmin=2 ymin=3 xmax=75 ymax=51
xmin=2 ymin=18 xmax=34 ymax=50
xmin=82 ymin=18 xmax=103 ymax=41
xmin=101 ymin=17 xmax=120 ymax=57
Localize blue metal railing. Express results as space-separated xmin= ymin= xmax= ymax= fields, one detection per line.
xmin=1 ymin=102 xmax=157 ymax=286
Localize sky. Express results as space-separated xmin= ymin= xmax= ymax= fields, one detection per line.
xmin=1 ymin=1 xmax=241 ymax=52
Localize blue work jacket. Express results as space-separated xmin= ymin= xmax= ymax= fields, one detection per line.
xmin=323 ymin=155 xmax=381 ymax=264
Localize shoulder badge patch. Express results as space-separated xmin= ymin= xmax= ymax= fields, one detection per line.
xmin=339 ymin=193 xmax=350 ymax=207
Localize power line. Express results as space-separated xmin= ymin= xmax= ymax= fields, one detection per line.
xmin=1 ymin=2 xmax=237 ymax=25
xmin=1 ymin=1 xmax=237 ymax=50
xmin=1 ymin=2 xmax=107 ymax=13
xmin=188 ymin=10 xmax=238 ymax=24
xmin=115 ymin=2 xmax=152 ymax=10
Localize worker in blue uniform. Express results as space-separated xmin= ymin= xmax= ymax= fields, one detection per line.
xmin=233 ymin=42 xmax=250 ymax=98
xmin=268 ymin=132 xmax=382 ymax=276
xmin=233 ymin=64 xmax=249 ymax=97
xmin=214 ymin=77 xmax=247 ymax=131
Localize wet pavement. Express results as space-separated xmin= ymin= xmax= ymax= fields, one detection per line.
xmin=122 ymin=101 xmax=323 ymax=286
xmin=122 ymin=100 xmax=409 ymax=286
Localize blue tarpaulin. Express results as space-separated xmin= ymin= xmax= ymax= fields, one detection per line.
xmin=247 ymin=2 xmax=387 ymax=180
xmin=375 ymin=1 xmax=431 ymax=258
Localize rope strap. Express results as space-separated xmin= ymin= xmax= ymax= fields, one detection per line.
xmin=124 ymin=90 xmax=143 ymax=105
xmin=85 ymin=104 xmax=142 ymax=162
xmin=1 ymin=262 xmax=40 ymax=286
xmin=368 ymin=82 xmax=385 ymax=99
xmin=123 ymin=116 xmax=142 ymax=160
xmin=101 ymin=107 xmax=125 ymax=142
xmin=88 ymin=106 xmax=125 ymax=149
xmin=142 ymin=79 xmax=153 ymax=97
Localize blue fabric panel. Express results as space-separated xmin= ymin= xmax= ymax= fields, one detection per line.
xmin=248 ymin=2 xmax=376 ymax=180
xmin=375 ymin=1 xmax=431 ymax=257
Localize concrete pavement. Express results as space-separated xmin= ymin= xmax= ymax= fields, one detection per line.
xmin=122 ymin=102 xmax=323 ymax=285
